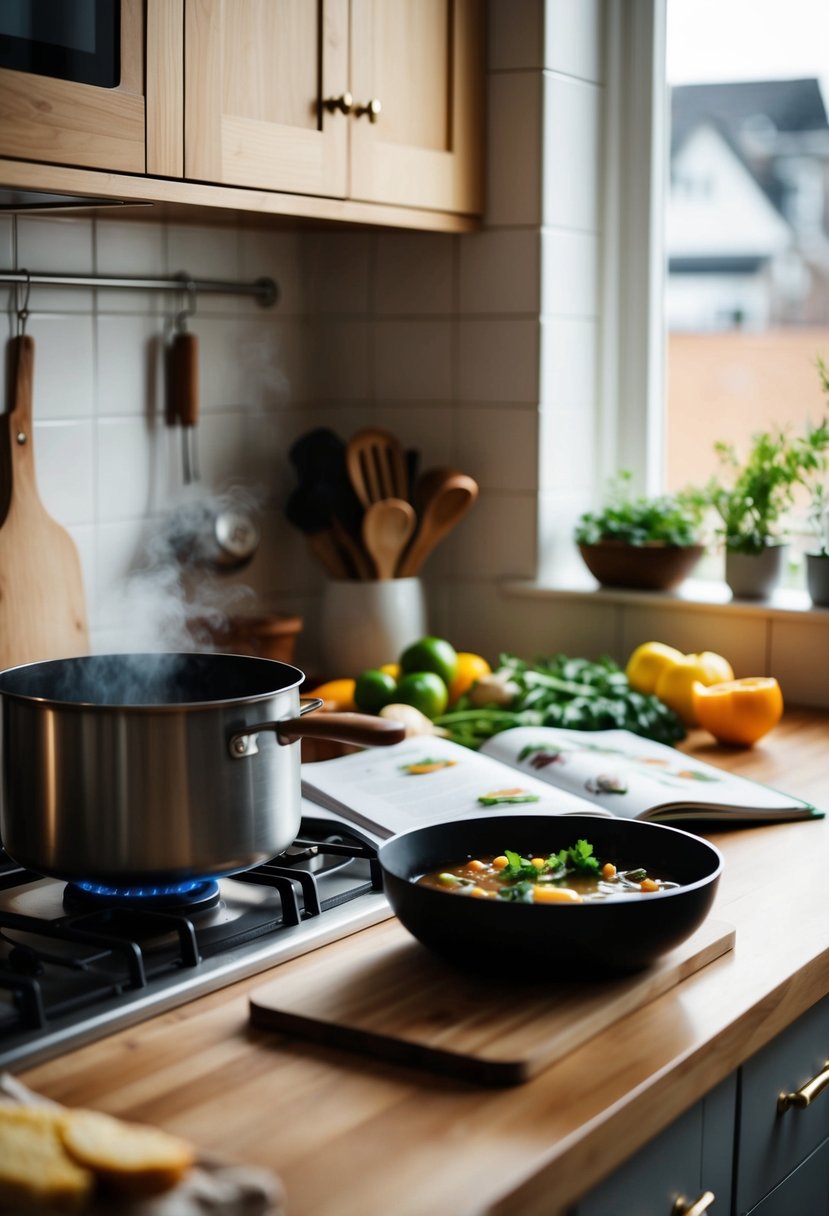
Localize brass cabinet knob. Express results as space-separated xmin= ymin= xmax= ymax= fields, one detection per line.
xmin=778 ymin=1060 xmax=829 ymax=1113
xmin=354 ymin=97 xmax=382 ymax=123
xmin=322 ymin=92 xmax=353 ymax=115
xmin=672 ymin=1192 xmax=715 ymax=1216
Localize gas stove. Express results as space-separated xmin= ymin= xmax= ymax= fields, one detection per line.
xmin=0 ymin=803 xmax=390 ymax=1071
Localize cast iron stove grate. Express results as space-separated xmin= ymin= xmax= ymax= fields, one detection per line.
xmin=0 ymin=816 xmax=387 ymax=1070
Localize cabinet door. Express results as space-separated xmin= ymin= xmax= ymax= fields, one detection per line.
xmin=349 ymin=0 xmax=484 ymax=213
xmin=736 ymin=993 xmax=829 ymax=1214
xmin=0 ymin=0 xmax=145 ymax=173
xmin=184 ymin=0 xmax=349 ymax=196
xmin=746 ymin=1137 xmax=829 ymax=1215
xmin=572 ymin=1075 xmax=736 ymax=1216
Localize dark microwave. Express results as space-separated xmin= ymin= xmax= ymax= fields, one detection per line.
xmin=0 ymin=0 xmax=119 ymax=89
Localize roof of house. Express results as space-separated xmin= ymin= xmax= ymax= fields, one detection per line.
xmin=671 ymin=78 xmax=829 ymax=153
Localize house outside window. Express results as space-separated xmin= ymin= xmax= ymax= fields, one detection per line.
xmin=663 ymin=0 xmax=829 ymax=582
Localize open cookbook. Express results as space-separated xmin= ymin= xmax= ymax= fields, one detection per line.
xmin=301 ymin=725 xmax=821 ymax=839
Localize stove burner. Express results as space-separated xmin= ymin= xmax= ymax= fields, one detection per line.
xmin=63 ymin=878 xmax=221 ymax=912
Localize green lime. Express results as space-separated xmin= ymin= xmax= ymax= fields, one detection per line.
xmin=394 ymin=671 xmax=448 ymax=719
xmin=399 ymin=637 xmax=458 ymax=687
xmin=354 ymin=669 xmax=398 ymax=714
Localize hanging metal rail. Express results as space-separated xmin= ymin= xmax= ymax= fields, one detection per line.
xmin=0 ymin=269 xmax=278 ymax=308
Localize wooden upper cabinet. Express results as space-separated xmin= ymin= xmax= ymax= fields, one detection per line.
xmin=184 ymin=0 xmax=349 ymax=197
xmin=0 ymin=0 xmax=146 ymax=174
xmin=182 ymin=0 xmax=483 ymax=216
xmin=349 ymin=0 xmax=483 ymax=214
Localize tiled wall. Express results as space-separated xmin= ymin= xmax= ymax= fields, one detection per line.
xmin=2 ymin=0 xmax=588 ymax=678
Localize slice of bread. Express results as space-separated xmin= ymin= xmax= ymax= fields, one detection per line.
xmin=0 ymin=1103 xmax=94 ymax=1212
xmin=59 ymin=1108 xmax=196 ymax=1197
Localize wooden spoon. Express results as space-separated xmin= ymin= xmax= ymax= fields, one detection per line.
xmin=346 ymin=428 xmax=408 ymax=509
xmin=397 ymin=473 xmax=478 ymax=577
xmin=361 ymin=498 xmax=417 ymax=580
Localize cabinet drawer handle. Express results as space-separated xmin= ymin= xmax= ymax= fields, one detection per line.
xmin=672 ymin=1192 xmax=715 ymax=1216
xmin=323 ymin=92 xmax=353 ymax=115
xmin=354 ymin=97 xmax=382 ymax=123
xmin=777 ymin=1060 xmax=829 ymax=1113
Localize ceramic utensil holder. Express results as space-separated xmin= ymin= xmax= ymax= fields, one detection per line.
xmin=320 ymin=578 xmax=427 ymax=676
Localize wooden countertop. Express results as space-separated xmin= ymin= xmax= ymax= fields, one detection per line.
xmin=19 ymin=709 xmax=829 ymax=1216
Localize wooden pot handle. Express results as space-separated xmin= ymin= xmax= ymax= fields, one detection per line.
xmin=228 ymin=711 xmax=405 ymax=757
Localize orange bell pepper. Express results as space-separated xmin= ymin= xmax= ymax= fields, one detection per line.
xmin=692 ymin=676 xmax=783 ymax=746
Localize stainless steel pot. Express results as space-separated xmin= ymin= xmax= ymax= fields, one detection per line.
xmin=0 ymin=653 xmax=404 ymax=886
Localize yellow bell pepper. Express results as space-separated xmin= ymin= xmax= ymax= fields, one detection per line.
xmin=653 ymin=651 xmax=735 ymax=725
xmin=692 ymin=676 xmax=783 ymax=746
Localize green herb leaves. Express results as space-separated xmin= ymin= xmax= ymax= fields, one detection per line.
xmin=573 ymin=472 xmax=705 ymax=548
xmin=436 ymin=653 xmax=685 ymax=749
xmin=497 ymin=839 xmax=599 ymax=890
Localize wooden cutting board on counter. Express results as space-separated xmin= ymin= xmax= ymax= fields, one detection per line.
xmin=0 ymin=336 xmax=88 ymax=667
xmin=249 ymin=917 xmax=735 ymax=1086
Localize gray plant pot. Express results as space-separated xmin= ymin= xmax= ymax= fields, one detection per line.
xmin=725 ymin=544 xmax=787 ymax=600
xmin=806 ymin=552 xmax=829 ymax=607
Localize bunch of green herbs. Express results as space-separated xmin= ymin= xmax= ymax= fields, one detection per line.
xmin=434 ymin=653 xmax=685 ymax=749
xmin=573 ymin=472 xmax=705 ymax=548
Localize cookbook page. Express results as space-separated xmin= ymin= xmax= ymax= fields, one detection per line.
xmin=301 ymin=735 xmax=604 ymax=838
xmin=480 ymin=726 xmax=816 ymax=819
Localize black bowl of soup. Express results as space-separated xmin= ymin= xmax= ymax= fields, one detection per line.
xmin=378 ymin=814 xmax=723 ymax=973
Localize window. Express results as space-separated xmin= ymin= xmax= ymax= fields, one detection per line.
xmin=601 ymin=0 xmax=829 ymax=590
xmin=664 ymin=0 xmax=829 ymax=581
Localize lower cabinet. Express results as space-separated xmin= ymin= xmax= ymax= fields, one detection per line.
xmin=746 ymin=1138 xmax=829 ymax=1215
xmin=571 ymin=992 xmax=829 ymax=1216
xmin=570 ymin=1076 xmax=735 ymax=1216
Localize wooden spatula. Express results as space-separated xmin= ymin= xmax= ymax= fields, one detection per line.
xmin=346 ymin=428 xmax=408 ymax=508
xmin=0 ymin=335 xmax=89 ymax=666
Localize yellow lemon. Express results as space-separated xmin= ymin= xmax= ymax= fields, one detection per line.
xmin=625 ymin=642 xmax=685 ymax=695
xmin=654 ymin=651 xmax=735 ymax=725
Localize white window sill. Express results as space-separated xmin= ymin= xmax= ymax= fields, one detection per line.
xmin=502 ymin=577 xmax=829 ymax=623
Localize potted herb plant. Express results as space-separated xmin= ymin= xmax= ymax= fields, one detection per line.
xmin=708 ymin=370 xmax=829 ymax=599
xmin=574 ymin=473 xmax=706 ymax=591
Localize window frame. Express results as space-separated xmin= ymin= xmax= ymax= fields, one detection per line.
xmin=598 ymin=0 xmax=668 ymax=498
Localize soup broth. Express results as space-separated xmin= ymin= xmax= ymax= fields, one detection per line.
xmin=417 ymin=840 xmax=678 ymax=904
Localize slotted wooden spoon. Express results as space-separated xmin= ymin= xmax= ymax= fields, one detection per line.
xmin=346 ymin=428 xmax=409 ymax=509
xmin=362 ymin=498 xmax=417 ymax=579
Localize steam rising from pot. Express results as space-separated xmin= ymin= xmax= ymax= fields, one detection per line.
xmin=97 ymin=485 xmax=263 ymax=656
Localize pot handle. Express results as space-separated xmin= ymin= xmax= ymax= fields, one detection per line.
xmin=228 ymin=699 xmax=406 ymax=757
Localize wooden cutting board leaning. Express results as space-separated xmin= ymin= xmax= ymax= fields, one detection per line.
xmin=0 ymin=335 xmax=89 ymax=668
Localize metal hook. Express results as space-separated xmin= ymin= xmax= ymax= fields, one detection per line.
xmin=16 ymin=268 xmax=31 ymax=336
xmin=175 ymin=275 xmax=197 ymax=332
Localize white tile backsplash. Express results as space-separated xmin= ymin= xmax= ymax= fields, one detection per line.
xmin=96 ymin=416 xmax=157 ymax=521
xmin=455 ymin=405 xmax=539 ymax=491
xmin=542 ymin=228 xmax=599 ymax=317
xmin=458 ymin=318 xmax=540 ymax=402
xmin=33 ymin=420 xmax=95 ymax=525
xmin=374 ymin=320 xmax=454 ymax=401
xmin=459 ymin=228 xmax=541 ymax=314
xmin=486 ymin=71 xmax=543 ymax=227
xmin=97 ymin=316 xmax=165 ymax=416
xmin=543 ymin=74 xmax=602 ymax=232
xmin=14 ymin=216 xmax=95 ymax=312
xmin=27 ymin=314 xmax=95 ymax=420
xmin=544 ymin=0 xmax=604 ymax=83
xmin=540 ymin=316 xmax=598 ymax=407
xmin=488 ymin=0 xmax=544 ymax=71
xmin=373 ymin=231 xmax=456 ymax=316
